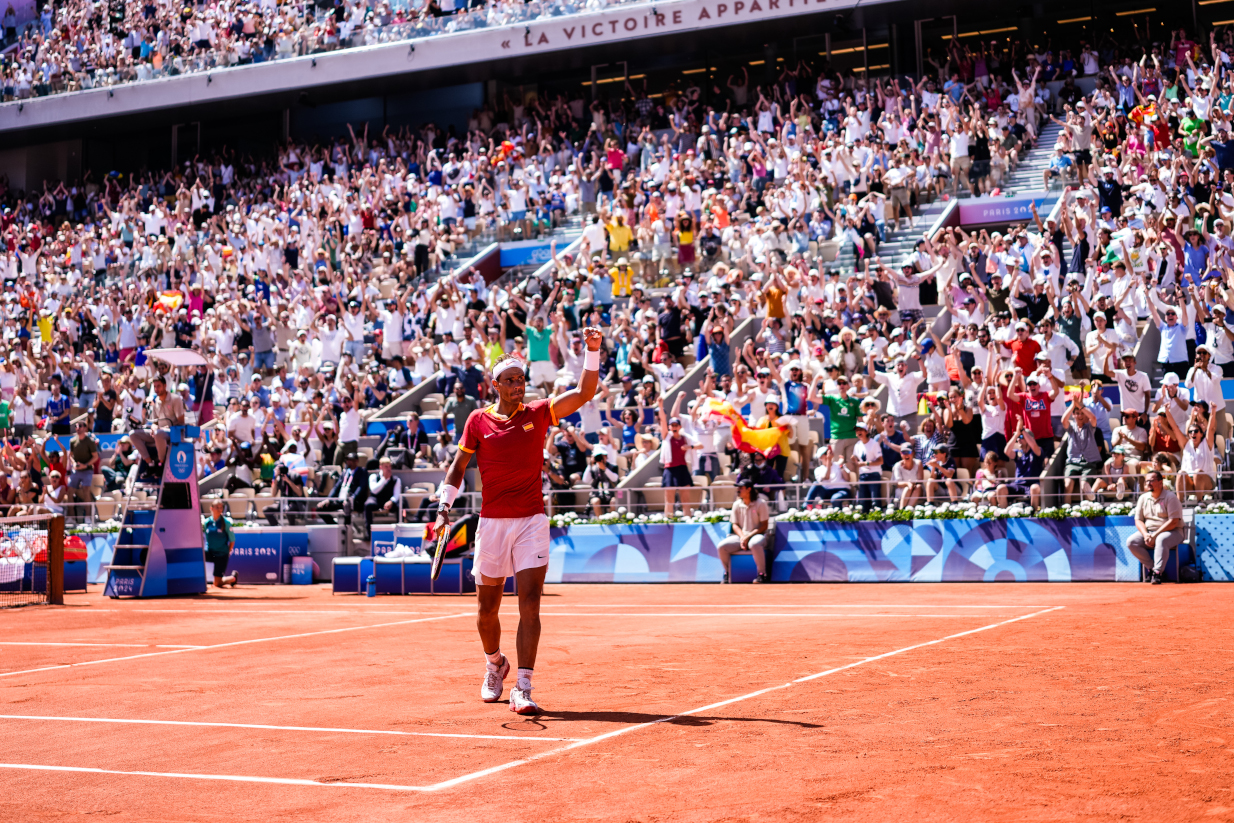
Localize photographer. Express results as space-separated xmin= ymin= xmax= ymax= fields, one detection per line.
xmin=224 ymin=440 xmax=261 ymax=494
xmin=581 ymin=447 xmax=619 ymax=517
xmin=552 ymin=423 xmax=592 ymax=484
xmin=266 ymin=453 xmax=307 ymax=526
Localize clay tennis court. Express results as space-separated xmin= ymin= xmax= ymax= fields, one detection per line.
xmin=1 ymin=584 xmax=1231 ymax=821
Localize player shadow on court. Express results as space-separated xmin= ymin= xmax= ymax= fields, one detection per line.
xmin=502 ymin=711 xmax=824 ymax=730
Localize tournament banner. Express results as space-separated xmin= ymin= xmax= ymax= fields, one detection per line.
xmin=772 ymin=517 xmax=1142 ymax=583
xmin=226 ymin=530 xmax=310 ymax=583
xmin=547 ymin=523 xmax=732 ymax=583
xmin=79 ymin=529 xmax=310 ymax=585
xmin=1195 ymin=514 xmax=1234 ymax=581
xmin=80 ymin=532 xmax=119 ymax=584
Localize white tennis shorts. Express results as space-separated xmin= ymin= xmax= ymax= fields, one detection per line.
xmin=474 ymin=514 xmax=551 ymax=581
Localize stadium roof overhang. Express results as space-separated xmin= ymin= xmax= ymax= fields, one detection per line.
xmin=0 ymin=0 xmax=900 ymax=140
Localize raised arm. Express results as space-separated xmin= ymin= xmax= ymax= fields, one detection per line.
xmin=549 ymin=327 xmax=602 ymax=419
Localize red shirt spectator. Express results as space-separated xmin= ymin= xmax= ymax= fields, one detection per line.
xmin=1001 ymin=324 xmax=1042 ymax=373
xmin=1014 ymin=378 xmax=1057 ymax=441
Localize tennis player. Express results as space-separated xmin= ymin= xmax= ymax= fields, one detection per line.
xmin=435 ymin=327 xmax=603 ymax=714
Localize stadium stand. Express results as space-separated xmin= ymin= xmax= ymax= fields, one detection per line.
xmin=0 ymin=17 xmax=1231 ymax=529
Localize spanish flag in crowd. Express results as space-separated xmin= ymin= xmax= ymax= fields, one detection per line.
xmin=154 ymin=291 xmax=185 ymax=314
xmin=697 ymin=398 xmax=789 ymax=459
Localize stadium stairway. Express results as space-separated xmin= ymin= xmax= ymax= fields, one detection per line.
xmin=998 ymin=120 xmax=1064 ymax=197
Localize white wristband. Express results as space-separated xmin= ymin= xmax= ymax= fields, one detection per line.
xmin=438 ymin=483 xmax=459 ymax=509
xmin=584 ymin=349 xmax=601 ymax=372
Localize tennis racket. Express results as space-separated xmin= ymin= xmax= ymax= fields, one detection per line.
xmin=430 ymin=520 xmax=450 ymax=582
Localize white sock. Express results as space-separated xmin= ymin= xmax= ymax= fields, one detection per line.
xmin=485 ymin=649 xmax=503 ymax=667
xmin=517 ymin=668 xmax=533 ymax=690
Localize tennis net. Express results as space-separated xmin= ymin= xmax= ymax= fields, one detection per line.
xmin=0 ymin=514 xmax=65 ymax=608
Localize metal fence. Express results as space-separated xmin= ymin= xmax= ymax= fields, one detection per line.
xmin=45 ymin=465 xmax=1232 ymax=535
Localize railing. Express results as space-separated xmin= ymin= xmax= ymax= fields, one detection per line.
xmin=48 ymin=464 xmax=1231 ymax=531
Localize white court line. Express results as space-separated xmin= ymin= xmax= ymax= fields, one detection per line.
xmin=132 ymin=604 xmax=1051 ymax=612
xmin=0 ymin=642 xmax=203 ymax=649
xmin=0 ymin=764 xmax=430 ymax=792
xmin=0 ymin=605 xmax=1064 ymax=793
xmin=0 ymin=716 xmax=583 ymax=742
xmin=37 ymin=607 xmax=1047 ymax=619
xmin=58 ymin=604 xmax=1052 ymax=615
xmin=509 ymin=613 xmax=1030 ymax=618
xmin=0 ymin=612 xmax=470 ymax=680
xmin=426 ymin=605 xmax=1068 ymax=792
xmin=536 ymin=604 xmax=1061 ymax=608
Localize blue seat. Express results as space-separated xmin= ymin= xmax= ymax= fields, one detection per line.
xmin=729 ymin=553 xmax=759 ymax=584
xmin=332 ymin=557 xmax=363 ymax=594
xmin=374 ymin=557 xmax=404 ymax=594
xmin=1165 ymin=542 xmax=1194 ymax=583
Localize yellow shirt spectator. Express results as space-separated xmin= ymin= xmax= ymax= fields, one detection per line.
xmin=38 ymin=312 xmax=53 ymax=343
xmin=607 ymin=220 xmax=633 ymax=253
xmin=612 ymin=266 xmax=634 ymax=297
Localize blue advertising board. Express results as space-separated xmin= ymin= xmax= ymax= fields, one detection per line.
xmin=370 ymin=525 xmax=426 ymax=557
xmin=168 ymin=443 xmax=195 ymax=480
xmin=498 ymin=236 xmax=580 ymax=268
xmin=957 ymin=194 xmax=1052 ymax=226
xmin=82 ymin=532 xmax=118 ymax=584
xmin=546 ymin=523 xmax=733 ymax=583
xmin=772 ymin=517 xmax=1141 ymax=582
xmin=1195 ymin=514 xmax=1234 ymax=581
xmin=226 ymin=530 xmax=309 ymax=584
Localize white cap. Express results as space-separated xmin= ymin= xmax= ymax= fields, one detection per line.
xmin=1162 ymin=372 xmax=1181 ymax=386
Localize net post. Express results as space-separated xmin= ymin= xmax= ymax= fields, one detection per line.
xmin=48 ymin=515 xmax=64 ymax=606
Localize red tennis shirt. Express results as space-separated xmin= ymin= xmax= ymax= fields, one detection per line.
xmin=459 ymin=398 xmax=558 ymax=519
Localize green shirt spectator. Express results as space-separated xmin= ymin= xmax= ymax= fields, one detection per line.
xmin=819 ymin=394 xmax=861 ymax=440
xmin=1181 ymin=116 xmax=1204 ymax=156
xmin=527 ymin=326 xmax=552 ymax=362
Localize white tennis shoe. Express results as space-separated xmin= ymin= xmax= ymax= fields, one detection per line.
xmin=481 ymin=655 xmax=510 ymax=702
xmin=509 ymin=686 xmax=541 ymax=715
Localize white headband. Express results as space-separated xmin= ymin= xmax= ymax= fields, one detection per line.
xmin=492 ymin=359 xmax=526 ymax=380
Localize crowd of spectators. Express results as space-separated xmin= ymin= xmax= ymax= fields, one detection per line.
xmin=0 ymin=26 xmax=1231 ymax=529
xmin=0 ymin=0 xmax=651 ymax=99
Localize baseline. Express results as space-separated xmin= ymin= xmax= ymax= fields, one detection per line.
xmin=0 ymin=715 xmax=583 ymax=742
xmin=0 ymin=612 xmax=471 ymax=679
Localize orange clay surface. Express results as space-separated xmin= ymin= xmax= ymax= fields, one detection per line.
xmin=1 ymin=582 xmax=1233 ymax=822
